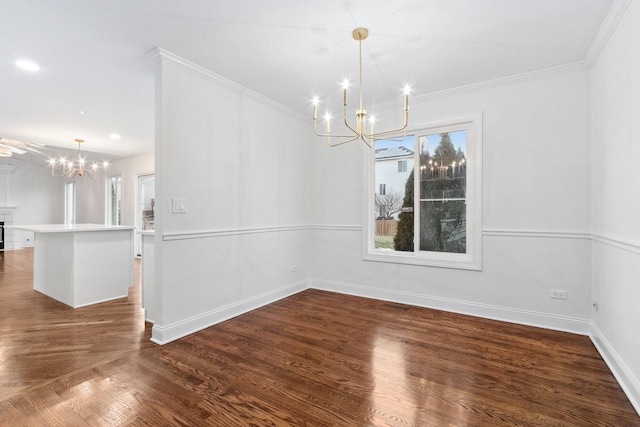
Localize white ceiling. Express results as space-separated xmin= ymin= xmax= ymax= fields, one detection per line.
xmin=0 ymin=0 xmax=617 ymax=161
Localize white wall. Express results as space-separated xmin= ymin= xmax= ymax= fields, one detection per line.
xmin=150 ymin=50 xmax=309 ymax=343
xmin=310 ymin=69 xmax=593 ymax=332
xmin=590 ymin=0 xmax=640 ymax=412
xmin=75 ymin=175 xmax=107 ymax=224
xmin=3 ymin=158 xmax=64 ymax=247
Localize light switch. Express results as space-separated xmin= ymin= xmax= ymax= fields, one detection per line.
xmin=172 ymin=198 xmax=187 ymax=214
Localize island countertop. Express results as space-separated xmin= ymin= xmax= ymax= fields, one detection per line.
xmin=11 ymin=223 xmax=135 ymax=308
xmin=9 ymin=223 xmax=136 ymax=233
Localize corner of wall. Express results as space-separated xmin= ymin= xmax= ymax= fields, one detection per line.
xmin=590 ymin=322 xmax=640 ymax=416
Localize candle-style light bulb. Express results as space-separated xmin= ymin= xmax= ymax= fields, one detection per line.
xmin=324 ymin=113 xmax=331 ymax=134
xmin=342 ymin=79 xmax=349 ymax=107
xmin=403 ymin=84 xmax=410 ymax=111
xmin=312 ymin=96 xmax=319 ymax=120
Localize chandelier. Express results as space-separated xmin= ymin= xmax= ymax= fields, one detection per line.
xmin=312 ymin=28 xmax=410 ymax=148
xmin=49 ymin=139 xmax=109 ymax=178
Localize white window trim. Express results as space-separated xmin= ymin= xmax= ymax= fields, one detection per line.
xmin=64 ymin=181 xmax=76 ymax=226
xmin=362 ymin=113 xmax=483 ymax=270
xmin=106 ymin=175 xmax=123 ymax=226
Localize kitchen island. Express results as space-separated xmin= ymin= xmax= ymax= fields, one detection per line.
xmin=10 ymin=224 xmax=135 ymax=308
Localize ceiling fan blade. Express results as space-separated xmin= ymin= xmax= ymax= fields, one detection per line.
xmin=0 ymin=137 xmax=47 ymax=156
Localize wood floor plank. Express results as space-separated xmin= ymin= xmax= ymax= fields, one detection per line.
xmin=1 ymin=248 xmax=638 ymax=426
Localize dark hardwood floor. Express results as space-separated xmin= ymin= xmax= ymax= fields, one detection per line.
xmin=0 ymin=248 xmax=638 ymax=426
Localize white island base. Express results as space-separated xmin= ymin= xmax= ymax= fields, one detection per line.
xmin=13 ymin=224 xmax=135 ymax=308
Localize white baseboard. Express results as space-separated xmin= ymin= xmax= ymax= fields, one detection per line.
xmin=310 ymin=278 xmax=591 ymax=335
xmin=151 ymin=279 xmax=309 ymax=345
xmin=74 ymin=293 xmax=129 ymax=309
xmin=11 ymin=243 xmax=34 ymax=250
xmin=590 ymin=322 xmax=640 ymax=416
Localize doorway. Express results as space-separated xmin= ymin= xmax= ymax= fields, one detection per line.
xmin=136 ymin=174 xmax=155 ymax=256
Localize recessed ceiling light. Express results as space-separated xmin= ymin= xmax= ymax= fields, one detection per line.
xmin=109 ymin=133 xmax=121 ymax=140
xmin=15 ymin=60 xmax=40 ymax=72
xmin=78 ymin=110 xmax=86 ymax=115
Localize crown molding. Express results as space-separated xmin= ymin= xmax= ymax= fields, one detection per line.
xmin=584 ymin=0 xmax=632 ymax=67
xmin=148 ymin=1 xmax=632 ymax=127
xmin=147 ymin=47 xmax=307 ymax=122
xmin=410 ymin=61 xmax=588 ymax=105
xmin=373 ymin=1 xmax=631 ymax=109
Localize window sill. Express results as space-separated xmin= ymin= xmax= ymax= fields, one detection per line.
xmin=362 ymin=249 xmax=482 ymax=271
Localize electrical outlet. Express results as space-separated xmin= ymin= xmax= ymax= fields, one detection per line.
xmin=550 ymin=290 xmax=567 ymax=299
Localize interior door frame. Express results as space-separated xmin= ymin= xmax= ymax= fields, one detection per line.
xmin=135 ymin=171 xmax=155 ymax=257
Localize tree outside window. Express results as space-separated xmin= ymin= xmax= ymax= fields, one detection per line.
xmin=395 ymin=131 xmax=467 ymax=253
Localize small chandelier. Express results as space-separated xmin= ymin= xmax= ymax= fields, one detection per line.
xmin=49 ymin=139 xmax=109 ymax=178
xmin=312 ymin=28 xmax=410 ymax=148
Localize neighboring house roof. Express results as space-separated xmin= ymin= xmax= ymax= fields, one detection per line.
xmin=375 ymin=146 xmax=414 ymax=160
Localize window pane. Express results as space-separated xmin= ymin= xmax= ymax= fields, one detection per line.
xmin=109 ymin=176 xmax=122 ymax=226
xmin=418 ymin=131 xmax=467 ymax=253
xmin=64 ymin=182 xmax=75 ymax=225
xmin=374 ymin=136 xmax=414 ymax=250
xmin=419 ymin=200 xmax=466 ymax=252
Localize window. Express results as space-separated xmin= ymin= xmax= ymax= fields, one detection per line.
xmin=106 ymin=175 xmax=122 ymax=226
xmin=364 ymin=114 xmax=482 ymax=270
xmin=379 ymin=183 xmax=386 ymax=196
xmin=64 ymin=182 xmax=75 ymax=225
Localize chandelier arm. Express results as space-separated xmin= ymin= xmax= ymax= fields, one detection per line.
xmin=358 ymin=134 xmax=374 ymax=148
xmin=342 ymin=108 xmax=359 ymax=137
xmin=312 ymin=117 xmax=358 ymax=139
xmin=363 ymin=106 xmax=409 ymax=140
xmin=328 ymin=134 xmax=362 ymax=147
xmin=364 ymin=124 xmax=409 ymax=140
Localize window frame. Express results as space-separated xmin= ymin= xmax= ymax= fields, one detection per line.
xmin=362 ymin=113 xmax=483 ymax=270
xmin=106 ymin=175 xmax=123 ymax=226
xmin=64 ymin=181 xmax=76 ymax=226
